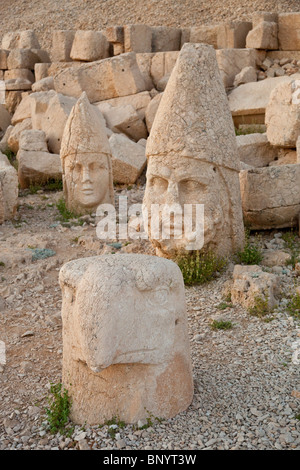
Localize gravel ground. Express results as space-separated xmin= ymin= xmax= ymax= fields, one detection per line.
xmin=0 ymin=0 xmax=300 ymax=51
xmin=0 ymin=183 xmax=299 ymax=451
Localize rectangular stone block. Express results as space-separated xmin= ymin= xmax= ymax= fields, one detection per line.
xmin=278 ymin=13 xmax=300 ymax=51
xmin=51 ymin=30 xmax=75 ymax=62
xmin=124 ymin=24 xmax=152 ymax=53
xmin=217 ymin=21 xmax=253 ymax=49
xmin=105 ymin=26 xmax=124 ymax=44
xmin=189 ymin=25 xmax=220 ymax=49
xmin=151 ymin=26 xmax=181 ymax=52
xmin=0 ymin=50 xmax=8 ymax=70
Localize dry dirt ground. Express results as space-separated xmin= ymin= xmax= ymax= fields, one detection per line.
xmin=0 ymin=0 xmax=300 ymax=51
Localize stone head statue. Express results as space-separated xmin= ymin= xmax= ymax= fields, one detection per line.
xmin=60 ymin=92 xmax=114 ymax=215
xmin=143 ymin=43 xmax=245 ymax=258
xmin=59 ymin=254 xmax=193 ymax=424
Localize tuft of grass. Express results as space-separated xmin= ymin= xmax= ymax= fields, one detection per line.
xmin=248 ymin=295 xmax=274 ymax=321
xmin=211 ymin=319 xmax=233 ymax=330
xmin=286 ymin=292 xmax=300 ymax=320
xmin=282 ymin=230 xmax=300 ymax=268
xmin=216 ymin=301 xmax=233 ymax=310
xmin=43 ymin=178 xmax=63 ymax=192
xmin=45 ymin=382 xmax=72 ymax=435
xmin=235 ymin=125 xmax=265 ymax=136
xmin=174 ymin=250 xmax=227 ymax=286
xmin=56 ymin=198 xmax=82 ymax=223
xmin=235 ymin=229 xmax=263 ymax=265
xmin=29 ymin=183 xmax=42 ymax=194
xmin=101 ymin=416 xmax=126 ymax=439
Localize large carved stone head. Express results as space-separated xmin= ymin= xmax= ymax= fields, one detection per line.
xmin=60 ymin=92 xmax=114 ymax=215
xmin=143 ymin=43 xmax=245 ymax=258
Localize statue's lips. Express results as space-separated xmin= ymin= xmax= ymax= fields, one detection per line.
xmin=81 ymin=187 xmax=94 ymax=195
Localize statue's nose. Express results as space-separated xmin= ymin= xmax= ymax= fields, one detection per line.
xmin=81 ymin=167 xmax=91 ymax=183
xmin=165 ymin=181 xmax=180 ymax=203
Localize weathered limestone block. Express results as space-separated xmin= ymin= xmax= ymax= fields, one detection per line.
xmin=265 ymin=80 xmax=300 ymax=148
xmin=7 ymin=49 xmax=41 ymax=70
xmin=262 ymin=250 xmax=291 ymax=267
xmin=98 ymin=103 xmax=148 ymax=142
xmin=189 ymin=25 xmax=220 ymax=49
xmin=104 ymin=26 xmax=124 ymax=44
xmin=70 ymin=31 xmax=110 ymax=62
xmin=252 ymin=11 xmax=278 ymax=25
xmin=60 ymin=92 xmax=114 ymax=215
xmin=0 ymin=153 xmax=18 ymax=220
xmin=94 ymin=91 xmax=151 ymax=121
xmin=228 ymin=74 xmax=300 ymax=126
xmin=53 ymin=53 xmax=146 ymax=103
xmin=143 ymin=43 xmax=245 ymax=258
xmin=246 ymin=21 xmax=278 ymax=50
xmin=217 ymin=21 xmax=253 ymax=49
xmin=51 ymin=30 xmax=75 ymax=62
xmin=216 ymin=48 xmax=263 ymax=89
xmin=109 ymin=133 xmax=146 ymax=184
xmin=4 ymin=68 xmax=34 ymax=82
xmin=233 ymin=66 xmax=257 ymax=87
xmin=31 ymin=76 xmax=55 ymax=92
xmin=0 ymin=50 xmax=8 ymax=70
xmin=7 ymin=118 xmax=32 ymax=153
xmin=150 ymin=51 xmax=179 ymax=88
xmin=269 ymin=149 xmax=297 ymax=166
xmin=151 ymin=26 xmax=181 ymax=52
xmin=0 ymin=104 xmax=11 ymax=133
xmin=145 ymin=92 xmax=163 ymax=133
xmin=30 ymin=90 xmax=76 ymax=154
xmin=4 ymin=90 xmax=25 ymax=115
xmin=278 ymin=13 xmax=300 ymax=51
xmin=2 ymin=31 xmax=40 ymax=50
xmin=239 ymin=164 xmax=300 ymax=229
xmin=59 ymin=254 xmax=193 ymax=425
xmin=34 ymin=63 xmax=51 ymax=82
xmin=4 ymin=78 xmax=32 ymax=91
xmin=19 ymin=129 xmax=48 ymax=152
xmin=124 ymin=24 xmax=152 ymax=53
xmin=236 ymin=133 xmax=277 ymax=167
xmin=0 ymin=184 xmax=4 ymax=224
xmin=231 ymin=264 xmax=280 ymax=310
xmin=17 ymin=149 xmax=62 ymax=189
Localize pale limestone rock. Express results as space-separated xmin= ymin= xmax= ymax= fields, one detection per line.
xmin=32 ymin=76 xmax=55 ymax=92
xmin=104 ymin=26 xmax=124 ymax=44
xmin=297 ymin=136 xmax=300 ymax=163
xmin=0 ymin=184 xmax=4 ymax=224
xmin=124 ymin=24 xmax=152 ymax=53
xmin=30 ymin=91 xmax=76 ymax=154
xmin=252 ymin=11 xmax=278 ymax=25
xmin=7 ymin=49 xmax=41 ymax=70
xmin=2 ymin=31 xmax=40 ymax=50
xmin=98 ymin=103 xmax=148 ymax=142
xmin=265 ymin=80 xmax=300 ymax=148
xmin=4 ymin=90 xmax=25 ymax=115
xmin=236 ymin=133 xmax=277 ymax=167
xmin=269 ymin=149 xmax=297 ymax=166
xmin=34 ymin=63 xmax=51 ymax=82
xmin=51 ymin=30 xmax=75 ymax=62
xmin=246 ymin=21 xmax=278 ymax=50
xmin=60 ymin=92 xmax=114 ymax=215
xmin=145 ymin=93 xmax=163 ymax=133
xmin=217 ymin=21 xmax=253 ymax=49
xmin=17 ymin=149 xmax=62 ymax=189
xmin=234 ymin=66 xmax=257 ymax=87
xmin=228 ymin=74 xmax=300 ymax=125
xmin=4 ymin=68 xmax=34 ymax=82
xmin=278 ymin=13 xmax=300 ymax=51
xmin=0 ymin=104 xmax=11 ymax=133
xmin=143 ymin=43 xmax=245 ymax=258
xmin=239 ymin=164 xmax=300 ymax=229
xmin=216 ymin=49 xmax=264 ymax=89
xmin=0 ymin=154 xmax=18 ymax=220
xmin=94 ymin=91 xmax=151 ymax=121
xmin=4 ymin=78 xmax=32 ymax=91
xmin=109 ymin=133 xmax=146 ymax=184
xmin=70 ymin=31 xmax=110 ymax=62
xmin=262 ymin=250 xmax=291 ymax=267
xmin=59 ymin=254 xmax=193 ymax=425
xmin=53 ymin=53 xmax=146 ymax=103
xmin=7 ymin=118 xmax=32 ymax=153
xmin=231 ymin=264 xmax=280 ymax=310
xmin=0 ymin=50 xmax=8 ymax=70
xmin=189 ymin=25 xmax=220 ymax=49
xmin=151 ymin=26 xmax=181 ymax=52
xmin=19 ymin=129 xmax=48 ymax=152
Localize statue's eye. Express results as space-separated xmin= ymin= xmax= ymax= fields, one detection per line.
xmin=150 ymin=176 xmax=168 ymax=193
xmin=179 ymin=180 xmax=206 ymax=193
xmin=147 ymin=287 xmax=169 ymax=307
xmin=74 ymin=163 xmax=82 ymax=173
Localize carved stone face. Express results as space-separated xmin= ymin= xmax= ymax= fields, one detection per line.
xmin=143 ymin=154 xmax=227 ymax=256
xmin=64 ymin=152 xmax=111 ymax=211
xmin=60 ymin=254 xmax=187 ymax=373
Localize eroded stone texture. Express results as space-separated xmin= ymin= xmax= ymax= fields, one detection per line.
xmin=59 ymin=254 xmax=193 ymax=425
xmin=0 ymin=153 xmax=18 ymax=220
xmin=143 ymin=43 xmax=245 ymax=258
xmin=60 ymin=92 xmax=114 ymax=215
xmin=265 ymin=79 xmax=300 ymax=148
xmin=239 ymin=165 xmax=300 ymax=229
